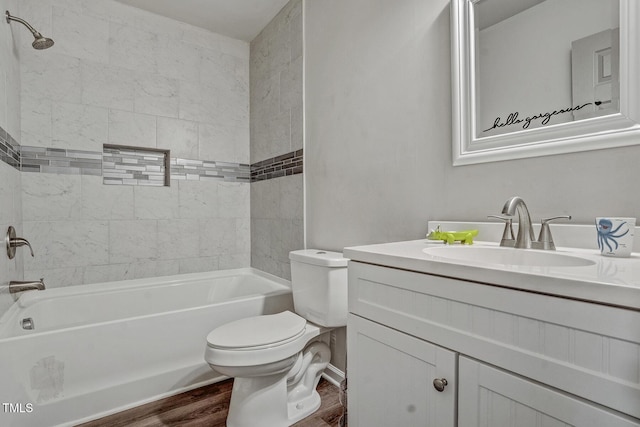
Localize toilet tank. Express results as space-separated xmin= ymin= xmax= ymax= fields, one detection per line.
xmin=289 ymin=249 xmax=348 ymax=327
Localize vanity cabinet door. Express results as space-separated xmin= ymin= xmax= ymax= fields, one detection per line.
xmin=459 ymin=356 xmax=640 ymax=427
xmin=347 ymin=314 xmax=456 ymax=427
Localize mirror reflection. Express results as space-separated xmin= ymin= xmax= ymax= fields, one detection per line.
xmin=474 ymin=0 xmax=620 ymax=138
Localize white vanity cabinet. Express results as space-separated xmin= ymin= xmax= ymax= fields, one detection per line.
xmin=459 ymin=357 xmax=638 ymax=427
xmin=347 ymin=260 xmax=640 ymax=427
xmin=348 ymin=314 xmax=456 ymax=426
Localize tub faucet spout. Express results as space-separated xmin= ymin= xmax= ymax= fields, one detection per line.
xmin=9 ymin=278 xmax=45 ymax=294
xmin=501 ymin=196 xmax=536 ymax=249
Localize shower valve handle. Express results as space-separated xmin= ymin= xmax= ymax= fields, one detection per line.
xmin=6 ymin=226 xmax=34 ymax=259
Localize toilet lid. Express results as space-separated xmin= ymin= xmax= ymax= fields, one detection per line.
xmin=206 ymin=311 xmax=307 ymax=350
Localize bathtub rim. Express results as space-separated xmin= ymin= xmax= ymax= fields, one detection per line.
xmin=0 ymin=267 xmax=292 ymax=339
xmin=11 ymin=267 xmax=291 ymax=309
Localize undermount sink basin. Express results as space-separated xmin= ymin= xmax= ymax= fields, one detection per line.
xmin=423 ymin=245 xmax=596 ymax=267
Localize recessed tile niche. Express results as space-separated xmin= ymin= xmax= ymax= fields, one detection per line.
xmin=103 ymin=144 xmax=171 ymax=186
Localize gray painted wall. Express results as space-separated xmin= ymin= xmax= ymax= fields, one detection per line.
xmin=304 ymin=0 xmax=640 ymax=252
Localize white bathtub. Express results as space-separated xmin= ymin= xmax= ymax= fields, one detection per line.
xmin=0 ymin=268 xmax=294 ymax=427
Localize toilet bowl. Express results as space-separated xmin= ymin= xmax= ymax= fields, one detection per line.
xmin=206 ymin=311 xmax=331 ymax=426
xmin=204 ymin=249 xmax=348 ymax=427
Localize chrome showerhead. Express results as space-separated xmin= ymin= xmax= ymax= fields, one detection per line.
xmin=5 ymin=10 xmax=54 ymax=50
xmin=32 ymin=35 xmax=54 ymax=50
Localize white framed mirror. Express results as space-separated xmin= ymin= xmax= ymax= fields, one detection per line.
xmin=451 ymin=0 xmax=640 ymax=165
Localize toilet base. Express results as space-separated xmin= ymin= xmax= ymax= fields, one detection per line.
xmin=225 ymin=375 xmax=322 ymax=427
xmin=287 ymin=390 xmax=321 ymax=425
xmin=227 ymin=373 xmax=289 ymax=427
xmin=225 ymin=341 xmax=331 ymax=427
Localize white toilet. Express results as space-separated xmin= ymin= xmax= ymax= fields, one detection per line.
xmin=204 ymin=249 xmax=348 ymax=427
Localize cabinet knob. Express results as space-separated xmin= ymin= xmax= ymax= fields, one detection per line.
xmin=433 ymin=378 xmax=448 ymax=392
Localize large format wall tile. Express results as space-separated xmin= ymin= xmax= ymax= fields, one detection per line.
xmin=109 ymin=220 xmax=158 ymax=264
xmin=178 ymin=256 xmax=219 ymax=274
xmin=15 ymin=0 xmax=251 ymax=290
xmin=219 ymin=182 xmax=250 ymax=219
xmin=81 ymin=175 xmax=135 ymax=220
xmin=200 ymin=218 xmax=238 ymax=257
xmin=21 ymin=54 xmax=83 ymax=105
xmin=178 ymin=80 xmax=220 ymax=124
xmin=134 ymin=185 xmax=180 ymax=220
xmin=157 ymin=117 xmax=199 ymax=159
xmin=178 ymin=180 xmax=219 ymax=219
xmin=81 ymin=61 xmax=135 ymax=111
xmin=0 ymin=0 xmax=22 ymax=315
xmin=51 ymin=102 xmax=109 ymax=151
xmin=109 ymin=22 xmax=159 ymax=74
xmin=20 ymin=95 xmax=52 ymax=147
xmin=0 ymin=163 xmax=23 ymax=314
xmin=52 ymin=6 xmax=110 ymax=63
xmin=134 ymin=73 xmax=180 ymax=118
xmin=108 ymin=109 xmax=157 ymax=148
xmin=23 ymin=220 xmax=110 ymax=270
xmin=198 ymin=122 xmax=250 ymax=165
xmin=250 ymin=0 xmax=304 ymax=280
xmin=156 ymin=36 xmax=201 ymax=82
xmin=0 ymin=162 xmax=20 ymax=224
xmin=22 ymin=173 xmax=82 ymax=221
xmin=157 ymin=219 xmax=201 ymax=260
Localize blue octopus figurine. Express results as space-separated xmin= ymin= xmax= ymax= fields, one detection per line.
xmin=596 ymin=218 xmax=629 ymax=252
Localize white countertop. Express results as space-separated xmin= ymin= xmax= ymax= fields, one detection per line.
xmin=343 ymin=239 xmax=640 ymax=311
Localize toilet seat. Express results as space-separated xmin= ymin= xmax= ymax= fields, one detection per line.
xmin=207 ymin=311 xmax=306 ymax=350
xmin=205 ymin=311 xmax=320 ymax=368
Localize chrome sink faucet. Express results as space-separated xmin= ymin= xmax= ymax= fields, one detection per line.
xmin=502 ymin=196 xmax=535 ymax=249
xmin=496 ymin=196 xmax=571 ymax=250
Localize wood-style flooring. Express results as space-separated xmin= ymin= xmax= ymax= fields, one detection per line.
xmin=76 ymin=378 xmax=344 ymax=427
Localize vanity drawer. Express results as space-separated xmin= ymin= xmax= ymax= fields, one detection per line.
xmin=348 ymin=261 xmax=640 ymax=419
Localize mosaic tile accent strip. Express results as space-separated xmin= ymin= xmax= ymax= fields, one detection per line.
xmin=104 ymin=145 xmax=251 ymax=185
xmin=5 ymin=134 xmax=300 ymax=185
xmin=171 ymin=158 xmax=251 ymax=182
xmin=251 ymin=149 xmax=303 ymax=182
xmin=103 ymin=144 xmax=170 ymax=186
xmin=0 ymin=126 xmax=21 ymax=170
xmin=21 ymin=146 xmax=102 ymax=176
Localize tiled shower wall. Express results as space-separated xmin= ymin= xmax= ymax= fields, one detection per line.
xmin=0 ymin=0 xmax=23 ymax=314
xmin=18 ymin=0 xmax=251 ymax=287
xmin=250 ymin=0 xmax=304 ymax=280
